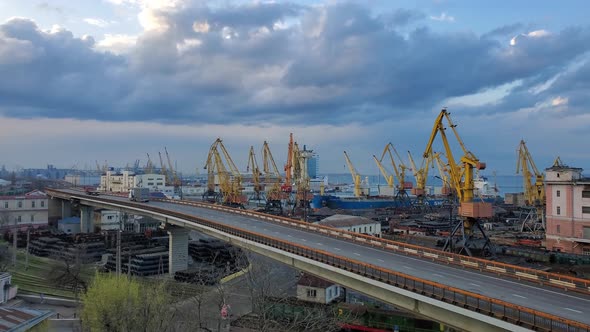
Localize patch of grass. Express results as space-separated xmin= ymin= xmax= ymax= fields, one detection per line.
xmin=8 ymin=250 xmax=96 ymax=299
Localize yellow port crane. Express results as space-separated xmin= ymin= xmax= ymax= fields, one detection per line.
xmin=158 ymin=152 xmax=168 ymax=183
xmin=516 ymin=140 xmax=546 ymax=232
xmin=343 ymin=151 xmax=364 ymax=197
xmin=262 ymin=141 xmax=283 ymax=202
xmin=165 ymin=147 xmax=181 ymax=191
xmin=407 ymin=151 xmax=432 ymax=198
xmin=247 ymin=146 xmax=264 ymax=201
xmin=383 ymin=143 xmax=410 ymax=193
xmin=145 ymin=153 xmax=154 ymax=174
xmin=516 ymin=140 xmax=545 ymax=206
xmin=432 ymin=151 xmax=453 ymax=196
xmin=372 ymin=155 xmax=394 ymax=188
xmin=423 ymin=108 xmax=493 ymax=256
xmin=203 ymin=138 xmax=244 ymax=206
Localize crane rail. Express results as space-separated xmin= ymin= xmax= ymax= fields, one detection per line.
xmin=46 ymin=189 xmax=590 ymax=331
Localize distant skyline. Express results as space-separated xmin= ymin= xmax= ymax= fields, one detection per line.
xmin=1 ymin=0 xmax=589 ymax=176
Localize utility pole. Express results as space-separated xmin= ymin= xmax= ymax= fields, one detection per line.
xmin=116 ymin=213 xmax=122 ymax=277
xmin=12 ymin=220 xmax=17 ymax=266
xmin=25 ymin=227 xmax=30 ymax=270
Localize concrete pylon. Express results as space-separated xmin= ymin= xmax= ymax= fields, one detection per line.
xmin=61 ymin=200 xmax=73 ymax=219
xmin=166 ymin=225 xmax=189 ymax=276
xmin=80 ymin=205 xmax=94 ymax=233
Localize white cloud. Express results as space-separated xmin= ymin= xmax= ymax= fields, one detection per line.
xmin=96 ymin=34 xmax=137 ymax=54
xmin=551 ymin=96 xmax=568 ymax=107
xmin=527 ymin=30 xmax=550 ymax=38
xmin=510 ymin=29 xmax=550 ymax=46
xmin=429 ymin=12 xmax=455 ymax=22
xmin=84 ymin=18 xmax=111 ymax=28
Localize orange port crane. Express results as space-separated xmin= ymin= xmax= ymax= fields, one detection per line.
xmin=423 ymin=108 xmax=493 ymax=256
xmin=282 ymin=133 xmax=294 ymax=193
xmin=203 ymin=138 xmax=244 ymax=206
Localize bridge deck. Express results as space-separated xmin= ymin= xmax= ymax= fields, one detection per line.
xmin=51 ymin=189 xmax=590 ymax=328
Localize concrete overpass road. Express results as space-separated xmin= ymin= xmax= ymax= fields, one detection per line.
xmin=53 ymin=190 xmax=590 ymax=327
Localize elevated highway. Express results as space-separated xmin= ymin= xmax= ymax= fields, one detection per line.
xmin=47 ymin=189 xmax=590 ymax=332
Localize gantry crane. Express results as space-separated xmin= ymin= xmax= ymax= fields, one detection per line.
xmin=203 ymin=138 xmax=244 ymax=207
xmin=516 ymin=140 xmax=545 ymax=232
xmin=343 ymin=151 xmax=367 ymax=197
xmin=423 ymin=108 xmax=493 ymax=256
xmin=379 ymin=143 xmax=411 ymax=207
xmin=262 ymin=141 xmax=283 ymax=215
xmin=247 ymin=146 xmax=264 ymax=203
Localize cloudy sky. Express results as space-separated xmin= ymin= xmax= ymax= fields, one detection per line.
xmin=0 ymin=0 xmax=589 ymax=177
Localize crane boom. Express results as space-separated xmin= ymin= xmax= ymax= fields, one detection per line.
xmin=379 ymin=143 xmax=409 ymax=192
xmin=145 ymin=153 xmax=154 ymax=174
xmin=343 ymin=151 xmax=362 ymax=197
xmin=373 ymin=155 xmax=394 ymax=188
xmin=262 ymin=141 xmax=283 ymax=200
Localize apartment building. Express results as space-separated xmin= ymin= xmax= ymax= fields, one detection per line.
xmin=0 ymin=190 xmax=48 ymax=230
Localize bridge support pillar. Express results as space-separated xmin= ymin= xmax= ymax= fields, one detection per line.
xmin=61 ymin=200 xmax=73 ymax=219
xmin=80 ymin=206 xmax=94 ymax=233
xmin=166 ymin=225 xmax=189 ymax=276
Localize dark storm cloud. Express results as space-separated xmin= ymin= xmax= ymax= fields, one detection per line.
xmin=0 ymin=2 xmax=589 ymax=125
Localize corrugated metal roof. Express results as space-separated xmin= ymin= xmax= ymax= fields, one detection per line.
xmin=0 ymin=307 xmax=53 ymax=332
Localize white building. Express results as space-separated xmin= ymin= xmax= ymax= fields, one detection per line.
xmin=315 ymin=214 xmax=381 ymax=237
xmin=0 ymin=272 xmax=17 ymax=304
xmin=296 ymin=273 xmax=342 ymax=304
xmin=0 ymin=190 xmax=49 ymax=230
xmin=93 ymin=209 xmax=121 ymax=231
xmin=99 ymin=171 xmax=136 ymax=192
xmin=99 ymin=171 xmax=170 ymax=194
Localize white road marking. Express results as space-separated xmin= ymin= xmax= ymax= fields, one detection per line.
xmin=403 ymin=266 xmax=413 ymax=270
xmin=512 ymin=294 xmax=527 ymax=299
xmin=354 ymin=253 xmax=361 ymax=256
xmin=301 ymin=239 xmax=307 ymax=242
xmin=433 ymin=274 xmax=445 ymax=278
xmin=377 ymin=259 xmax=385 ymax=263
xmin=287 ymin=235 xmax=292 ymax=237
xmin=564 ymin=308 xmax=583 ymax=314
xmin=317 ymin=243 xmax=323 ymax=246
xmin=334 ymin=248 xmax=341 ymax=251
xmin=469 ymin=283 xmax=481 ymax=288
